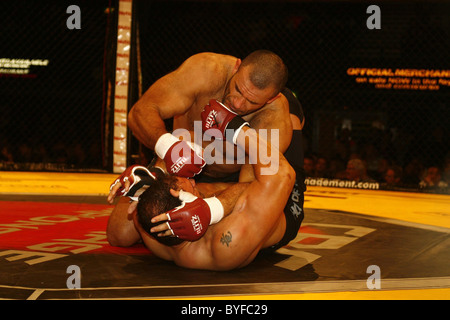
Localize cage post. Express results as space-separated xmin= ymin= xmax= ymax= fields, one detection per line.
xmin=112 ymin=0 xmax=133 ymax=173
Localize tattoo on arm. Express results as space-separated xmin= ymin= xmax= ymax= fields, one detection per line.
xmin=220 ymin=231 xmax=232 ymax=247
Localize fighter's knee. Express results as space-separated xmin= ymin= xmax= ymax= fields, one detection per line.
xmin=106 ymin=226 xmax=123 ymax=247
xmin=106 ymin=197 xmax=140 ymax=247
xmin=106 ymin=227 xmax=138 ymax=247
xmin=106 ymin=219 xmax=138 ymax=247
xmin=107 ymin=233 xmax=120 ymax=247
xmin=107 ymin=237 xmax=132 ymax=248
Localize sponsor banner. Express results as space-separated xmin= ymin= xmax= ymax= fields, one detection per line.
xmin=305 ymin=177 xmax=380 ymax=190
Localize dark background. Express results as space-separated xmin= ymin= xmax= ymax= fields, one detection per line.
xmin=1 ymin=0 xmax=449 ymax=192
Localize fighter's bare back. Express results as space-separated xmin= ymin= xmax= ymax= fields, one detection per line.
xmin=129 ymin=52 xmax=293 ymax=179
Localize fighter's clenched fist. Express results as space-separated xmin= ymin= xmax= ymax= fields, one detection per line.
xmin=108 ymin=165 xmax=163 ymax=203
xmin=201 ymin=99 xmax=249 ymax=144
xmin=155 ymin=133 xmax=206 ymax=178
xmin=150 ymin=189 xmax=224 ymax=241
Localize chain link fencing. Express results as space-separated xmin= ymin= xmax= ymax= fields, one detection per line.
xmin=1 ymin=1 xmax=448 ymax=194
xmin=0 ymin=0 xmax=118 ymax=172
xmin=132 ymin=0 xmax=449 ymax=194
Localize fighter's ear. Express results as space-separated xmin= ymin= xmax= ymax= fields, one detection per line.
xmin=266 ymin=92 xmax=281 ymax=104
xmin=128 ymin=200 xmax=138 ymax=214
xmin=233 ymin=58 xmax=242 ymax=73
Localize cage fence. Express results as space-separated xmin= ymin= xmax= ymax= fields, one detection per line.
xmin=1 ymin=0 xmax=449 ymax=193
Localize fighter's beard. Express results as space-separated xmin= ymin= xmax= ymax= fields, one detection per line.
xmin=221 ymin=76 xmax=233 ymax=106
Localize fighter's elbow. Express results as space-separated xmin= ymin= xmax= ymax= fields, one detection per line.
xmin=127 ymin=106 xmax=138 ymax=131
xmin=106 ymin=231 xmax=132 ymax=248
xmin=277 ymin=161 xmax=296 ymax=191
xmin=259 ymin=162 xmax=295 ymax=196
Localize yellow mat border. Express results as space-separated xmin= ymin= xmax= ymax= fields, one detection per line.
xmin=167 ymin=288 xmax=450 ymax=300
xmin=1 ymin=172 xmax=449 ymax=300
xmin=3 ymin=172 xmax=449 ymax=228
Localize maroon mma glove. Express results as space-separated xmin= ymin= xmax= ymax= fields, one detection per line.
xmin=155 ymin=133 xmax=206 ymax=178
xmin=201 ymin=99 xmax=249 ymax=144
xmin=110 ymin=165 xmax=160 ymax=201
xmin=165 ymin=190 xmax=224 ymax=241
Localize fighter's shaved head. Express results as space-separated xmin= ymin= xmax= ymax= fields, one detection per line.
xmin=241 ymin=50 xmax=288 ymax=96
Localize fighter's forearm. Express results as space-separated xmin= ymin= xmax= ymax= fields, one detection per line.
xmin=128 ymin=104 xmax=168 ymax=150
xmin=234 ymin=125 xmax=295 ymax=193
xmin=214 ymin=182 xmax=250 ymax=218
xmin=236 ymin=127 xmax=282 ymax=177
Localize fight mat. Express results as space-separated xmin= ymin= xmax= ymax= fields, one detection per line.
xmin=0 ymin=172 xmax=449 ymax=300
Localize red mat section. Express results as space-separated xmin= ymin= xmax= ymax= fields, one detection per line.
xmin=0 ymin=201 xmax=149 ymax=255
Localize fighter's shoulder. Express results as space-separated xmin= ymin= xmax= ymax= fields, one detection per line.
xmin=177 ymin=53 xmax=235 ymax=92
xmin=247 ymin=95 xmax=292 ymax=152
xmin=272 ymin=93 xmax=290 ymax=113
xmin=182 ymin=52 xmax=235 ymax=74
xmin=248 ymin=95 xmax=290 ymax=128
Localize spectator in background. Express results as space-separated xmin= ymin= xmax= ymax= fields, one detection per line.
xmin=420 ymin=166 xmax=448 ymax=189
xmin=362 ymin=143 xmax=383 ymax=180
xmin=0 ymin=140 xmax=14 ymax=162
xmin=374 ymin=158 xmax=390 ymax=182
xmin=31 ymin=143 xmax=49 ymax=163
xmin=304 ymin=155 xmax=315 ymax=177
xmin=314 ymin=156 xmax=331 ymax=178
xmin=16 ymin=143 xmax=32 ymax=163
xmin=344 ymin=158 xmax=375 ymax=182
xmin=50 ymin=141 xmax=69 ymax=164
xmin=328 ymin=157 xmax=346 ymax=180
xmin=402 ymin=158 xmax=424 ymax=188
xmin=383 ymin=165 xmax=403 ymax=188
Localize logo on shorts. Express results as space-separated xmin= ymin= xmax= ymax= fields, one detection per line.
xmin=290 ymin=183 xmax=302 ymax=218
xmin=191 ymin=215 xmax=203 ymax=235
